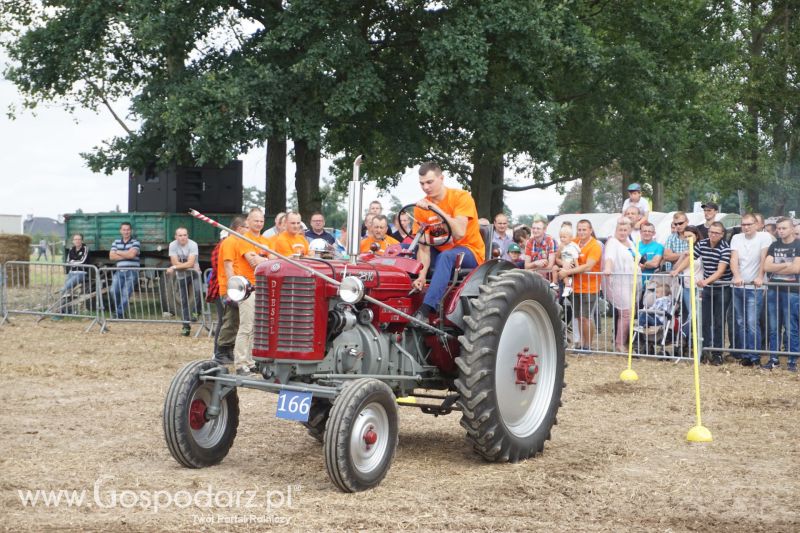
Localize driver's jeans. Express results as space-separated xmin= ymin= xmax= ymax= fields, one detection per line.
xmin=424 ymin=246 xmax=479 ymax=310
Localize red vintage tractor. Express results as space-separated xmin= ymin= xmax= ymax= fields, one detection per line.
xmin=163 ymin=158 xmax=564 ymax=492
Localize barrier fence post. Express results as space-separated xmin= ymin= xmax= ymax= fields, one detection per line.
xmin=620 ymin=252 xmax=640 ymax=382
xmin=686 ymin=236 xmax=712 ymax=443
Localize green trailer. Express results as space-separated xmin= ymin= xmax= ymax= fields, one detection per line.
xmin=64 ymin=212 xmax=236 ymax=269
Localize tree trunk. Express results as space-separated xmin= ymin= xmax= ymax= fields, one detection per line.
xmin=294 ymin=139 xmax=321 ymax=223
xmin=652 ymin=181 xmax=664 ymax=211
xmin=470 ymin=152 xmax=504 ymax=219
xmin=580 ymin=174 xmax=594 ymax=213
xmin=265 ymin=135 xmax=287 ymax=224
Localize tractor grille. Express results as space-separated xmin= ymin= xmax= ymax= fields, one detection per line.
xmin=253 ymin=274 xmax=317 ymax=355
xmin=276 ymin=276 xmax=316 ymax=352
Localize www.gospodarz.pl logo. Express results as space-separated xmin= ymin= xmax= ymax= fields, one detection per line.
xmin=17 ymin=476 xmax=299 ymax=514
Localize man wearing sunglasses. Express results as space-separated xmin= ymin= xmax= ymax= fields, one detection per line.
xmin=662 ymin=212 xmax=690 ymax=272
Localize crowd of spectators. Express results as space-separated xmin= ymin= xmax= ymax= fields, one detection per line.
xmin=70 ymin=181 xmax=797 ymax=374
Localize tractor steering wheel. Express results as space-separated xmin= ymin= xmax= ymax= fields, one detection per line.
xmin=397 ymin=203 xmax=453 ymax=248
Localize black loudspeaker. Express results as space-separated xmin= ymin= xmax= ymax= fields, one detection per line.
xmin=128 ymin=161 xmax=243 ymax=213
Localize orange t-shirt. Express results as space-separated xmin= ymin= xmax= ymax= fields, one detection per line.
xmin=360 ymin=235 xmax=400 ymax=254
xmin=217 ymin=236 xmax=238 ymax=297
xmin=572 ymin=237 xmax=603 ymax=294
xmin=413 ymin=188 xmax=485 ymax=263
xmin=232 ymin=232 xmax=272 ymax=284
xmin=271 ymin=232 xmax=310 ymax=257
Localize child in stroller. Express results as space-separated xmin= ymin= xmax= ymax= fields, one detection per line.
xmin=633 ymin=280 xmax=684 ymax=356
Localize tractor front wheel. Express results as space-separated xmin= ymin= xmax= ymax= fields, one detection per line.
xmin=324 ymin=378 xmax=398 ymax=492
xmin=163 ymin=360 xmax=239 ymax=468
xmin=455 ymin=269 xmax=564 ymax=462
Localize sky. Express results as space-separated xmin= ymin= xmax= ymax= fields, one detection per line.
xmin=0 ymin=66 xmax=565 ymax=221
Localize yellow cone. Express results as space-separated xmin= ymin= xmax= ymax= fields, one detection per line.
xmin=620 ymin=368 xmax=639 ymax=382
xmin=687 ymin=425 xmax=713 ymax=443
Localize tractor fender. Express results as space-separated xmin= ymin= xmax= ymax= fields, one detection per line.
xmin=443 ymin=259 xmax=517 ymax=331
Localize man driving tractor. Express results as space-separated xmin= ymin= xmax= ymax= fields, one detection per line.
xmin=412 ymin=161 xmax=486 ymax=322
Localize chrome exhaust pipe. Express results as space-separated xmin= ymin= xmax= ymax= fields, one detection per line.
xmin=346 ymin=155 xmax=364 ymax=264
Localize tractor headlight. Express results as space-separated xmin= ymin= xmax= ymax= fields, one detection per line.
xmin=338 ymin=276 xmax=365 ymax=304
xmin=227 ymin=275 xmax=253 ymax=302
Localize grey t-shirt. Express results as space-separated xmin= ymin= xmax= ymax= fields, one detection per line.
xmin=169 ymin=239 xmax=201 ymax=279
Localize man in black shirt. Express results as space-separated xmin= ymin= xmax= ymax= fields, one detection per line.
xmin=304 ymin=212 xmax=336 ymax=245
xmin=59 ymin=234 xmax=90 ymax=313
xmin=762 ymin=217 xmax=800 ymax=371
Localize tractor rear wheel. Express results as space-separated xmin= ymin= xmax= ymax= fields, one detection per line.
xmin=455 ymin=269 xmax=564 ymax=462
xmin=324 ymin=378 xmax=398 ymax=492
xmin=163 ymin=360 xmax=239 ymax=468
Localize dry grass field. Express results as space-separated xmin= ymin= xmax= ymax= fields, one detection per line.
xmin=0 ymin=317 xmax=798 ymax=532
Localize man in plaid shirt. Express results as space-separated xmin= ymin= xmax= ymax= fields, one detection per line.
xmin=524 ymin=219 xmax=557 ymax=280
xmin=662 ymin=211 xmax=691 ymax=271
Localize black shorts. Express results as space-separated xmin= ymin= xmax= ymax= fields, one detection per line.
xmin=572 ymin=293 xmax=598 ymax=318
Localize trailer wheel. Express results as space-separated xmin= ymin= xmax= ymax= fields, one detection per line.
xmin=324 ymin=379 xmax=398 ymax=492
xmin=163 ymin=360 xmax=239 ymax=468
xmin=302 ymin=398 xmax=331 ymax=443
xmin=455 ymin=269 xmax=564 ymax=462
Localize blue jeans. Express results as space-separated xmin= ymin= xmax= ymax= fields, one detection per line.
xmin=732 ymin=287 xmax=765 ymax=363
xmin=637 ymin=311 xmax=664 ymax=327
xmin=423 ymin=246 xmax=479 ymax=310
xmin=177 ymin=275 xmax=203 ymax=326
xmin=766 ymin=286 xmax=799 ymax=364
xmin=110 ymin=270 xmax=137 ymax=318
xmin=701 ymin=285 xmax=729 ymax=354
xmin=61 ymin=271 xmax=87 ymax=293
xmin=60 ymin=271 xmax=87 ymax=313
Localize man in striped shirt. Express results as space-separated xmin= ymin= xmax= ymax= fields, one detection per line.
xmin=674 ymin=221 xmax=731 ymax=364
xmin=109 ymin=222 xmax=140 ymax=319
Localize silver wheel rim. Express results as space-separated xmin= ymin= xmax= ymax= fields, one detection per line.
xmin=190 ymin=384 xmax=229 ymax=448
xmin=494 ymin=299 xmax=557 ymax=438
xmin=349 ymin=402 xmax=390 ymax=474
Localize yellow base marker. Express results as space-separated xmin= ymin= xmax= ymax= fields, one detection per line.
xmin=620 ymin=246 xmax=640 ymax=383
xmin=685 ymin=236 xmax=712 ymax=443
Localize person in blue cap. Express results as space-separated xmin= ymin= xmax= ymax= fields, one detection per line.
xmin=621 ymin=183 xmax=650 ymax=231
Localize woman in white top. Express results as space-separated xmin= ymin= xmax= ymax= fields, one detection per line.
xmin=602 ymin=217 xmax=640 ymax=352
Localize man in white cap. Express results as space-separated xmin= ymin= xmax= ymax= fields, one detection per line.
xmin=621 ymin=183 xmax=650 ymax=230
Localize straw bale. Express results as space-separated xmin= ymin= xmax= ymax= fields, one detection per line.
xmin=0 ymin=234 xmax=32 ymax=286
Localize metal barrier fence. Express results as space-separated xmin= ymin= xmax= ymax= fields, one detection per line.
xmin=0 ymin=262 xmax=213 ymax=336
xmin=2 ymin=261 xmax=797 ymax=365
xmin=559 ymin=271 xmax=800 ymax=364
xmin=0 ymin=261 xmax=103 ymax=331
xmin=98 ymin=267 xmax=211 ymax=336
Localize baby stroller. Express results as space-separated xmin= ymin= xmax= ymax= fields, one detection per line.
xmin=632 ymin=279 xmax=685 ymax=357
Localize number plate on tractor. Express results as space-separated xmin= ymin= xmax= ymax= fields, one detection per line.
xmin=276 ymin=390 xmax=312 ymax=422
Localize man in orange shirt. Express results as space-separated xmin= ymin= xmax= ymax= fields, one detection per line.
xmin=556 ymin=219 xmax=602 ymax=350
xmin=270 ymin=212 xmax=309 ymax=257
xmin=231 ymin=208 xmax=270 ymax=375
xmin=214 ymin=216 xmax=246 ymax=364
xmin=411 ymin=162 xmax=485 ymax=322
xmin=360 ymin=214 xmax=399 ymax=254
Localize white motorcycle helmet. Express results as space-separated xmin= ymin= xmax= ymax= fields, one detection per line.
xmin=309 ymin=238 xmax=332 ymax=258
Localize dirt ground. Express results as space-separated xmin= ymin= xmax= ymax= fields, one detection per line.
xmin=0 ymin=317 xmax=798 ymax=532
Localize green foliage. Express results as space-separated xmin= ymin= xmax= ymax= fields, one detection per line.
xmin=2 ymin=0 xmax=797 ymax=218
xmin=242 ymin=186 xmax=265 ymax=213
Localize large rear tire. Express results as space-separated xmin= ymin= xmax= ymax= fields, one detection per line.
xmin=324 ymin=379 xmax=398 ymax=492
xmin=455 ymin=269 xmax=564 ymax=462
xmin=163 ymin=360 xmax=239 ymax=468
